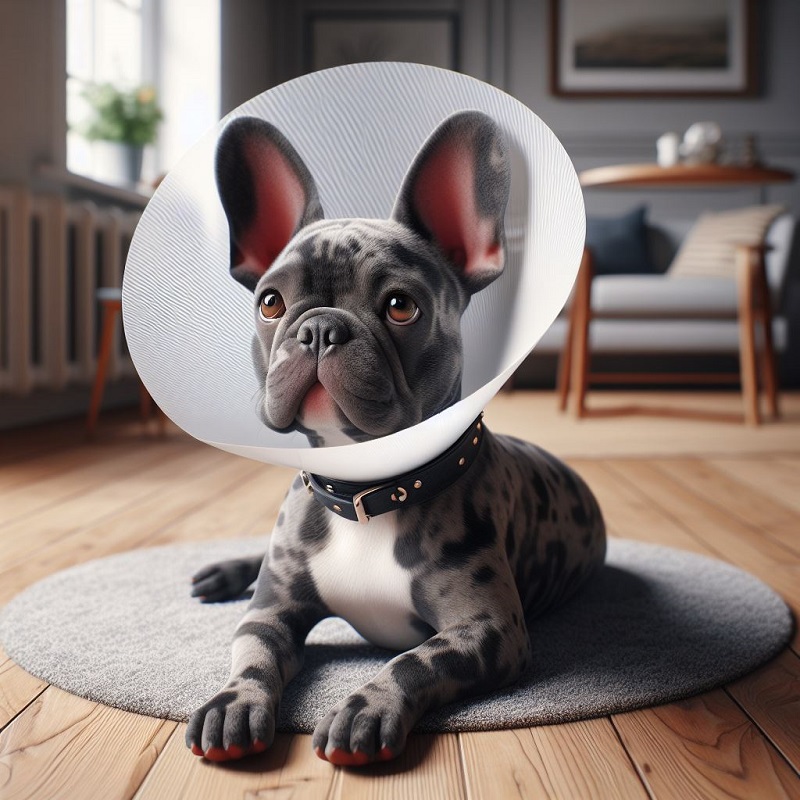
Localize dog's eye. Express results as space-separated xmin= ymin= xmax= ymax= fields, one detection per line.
xmin=259 ymin=290 xmax=286 ymax=321
xmin=385 ymin=293 xmax=420 ymax=326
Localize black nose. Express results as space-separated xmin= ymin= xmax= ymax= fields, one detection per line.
xmin=297 ymin=315 xmax=351 ymax=354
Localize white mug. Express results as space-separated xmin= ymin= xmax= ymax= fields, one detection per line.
xmin=656 ymin=132 xmax=680 ymax=167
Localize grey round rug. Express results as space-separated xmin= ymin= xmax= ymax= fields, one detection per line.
xmin=0 ymin=538 xmax=792 ymax=733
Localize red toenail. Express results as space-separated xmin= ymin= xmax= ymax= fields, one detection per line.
xmin=225 ymin=744 xmax=245 ymax=759
xmin=327 ymin=747 xmax=361 ymax=766
xmin=315 ymin=746 xmax=327 ymax=761
xmin=203 ymin=746 xmax=232 ymax=762
xmin=251 ymin=740 xmax=268 ymax=754
xmin=378 ymin=746 xmax=395 ymax=761
xmin=191 ymin=743 xmax=204 ymax=757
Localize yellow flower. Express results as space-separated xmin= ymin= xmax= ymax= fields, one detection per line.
xmin=136 ymin=86 xmax=156 ymax=105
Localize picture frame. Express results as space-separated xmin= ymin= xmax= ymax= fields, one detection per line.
xmin=304 ymin=10 xmax=460 ymax=74
xmin=550 ymin=0 xmax=757 ymax=98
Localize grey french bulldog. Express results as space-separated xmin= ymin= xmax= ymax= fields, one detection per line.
xmin=187 ymin=112 xmax=606 ymax=765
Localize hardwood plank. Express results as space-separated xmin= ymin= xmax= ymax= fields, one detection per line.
xmin=0 ymin=445 xmax=230 ymax=572
xmin=711 ymin=458 xmax=800 ymax=515
xmin=484 ymin=391 xmax=800 ymax=459
xmin=726 ymin=649 xmax=800 ymax=773
xmin=603 ymin=460 xmax=800 ymax=614
xmin=0 ymin=439 xmax=190 ymax=528
xmin=0 ymin=651 xmax=47 ymax=729
xmin=566 ymin=459 xmax=712 ymax=556
xmin=0 ymin=686 xmax=176 ymax=800
xmin=336 ymin=734 xmax=464 ymax=800
xmin=145 ymin=463 xmax=294 ymax=546
xmin=656 ymin=458 xmax=797 ymax=532
xmin=655 ymin=458 xmax=800 ymax=558
xmin=460 ymin=720 xmax=647 ymax=800
xmin=276 ymin=734 xmax=339 ymax=800
xmin=0 ymin=440 xmax=142 ymax=493
xmin=0 ymin=456 xmax=261 ymax=605
xmin=0 ymin=408 xmax=158 ymax=466
xmin=613 ymin=691 xmax=800 ymax=799
xmin=133 ymin=725 xmax=293 ymax=800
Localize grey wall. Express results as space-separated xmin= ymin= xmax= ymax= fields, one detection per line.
xmin=221 ymin=0 xmax=799 ymax=222
xmin=0 ymin=0 xmax=66 ymax=184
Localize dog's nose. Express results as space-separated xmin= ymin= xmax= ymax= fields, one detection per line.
xmin=297 ymin=315 xmax=351 ymax=353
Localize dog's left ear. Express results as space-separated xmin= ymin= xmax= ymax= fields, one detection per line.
xmin=392 ymin=111 xmax=510 ymax=294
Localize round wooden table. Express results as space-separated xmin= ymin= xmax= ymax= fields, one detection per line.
xmin=579 ymin=163 xmax=795 ymax=201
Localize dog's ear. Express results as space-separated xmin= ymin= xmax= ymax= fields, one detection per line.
xmin=392 ymin=111 xmax=510 ymax=293
xmin=216 ymin=117 xmax=324 ymax=291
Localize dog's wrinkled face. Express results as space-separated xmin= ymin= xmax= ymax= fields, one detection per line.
xmin=216 ymin=112 xmax=510 ymax=446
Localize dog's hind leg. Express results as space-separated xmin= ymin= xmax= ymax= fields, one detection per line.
xmin=191 ymin=555 xmax=265 ymax=602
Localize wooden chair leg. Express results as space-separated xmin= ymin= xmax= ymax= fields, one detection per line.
xmin=86 ymin=299 xmax=121 ymax=436
xmin=755 ymin=261 xmax=780 ymax=419
xmin=557 ymin=301 xmax=574 ymax=411
xmin=569 ymin=248 xmax=593 ymax=418
xmin=736 ymin=246 xmax=760 ymax=426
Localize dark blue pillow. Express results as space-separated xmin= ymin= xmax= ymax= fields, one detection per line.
xmin=585 ymin=206 xmax=656 ymax=275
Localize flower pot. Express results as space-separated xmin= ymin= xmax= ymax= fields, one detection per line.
xmin=93 ymin=141 xmax=144 ymax=185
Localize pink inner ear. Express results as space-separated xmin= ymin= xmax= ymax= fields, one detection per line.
xmin=237 ymin=141 xmax=307 ymax=275
xmin=413 ymin=141 xmax=502 ymax=278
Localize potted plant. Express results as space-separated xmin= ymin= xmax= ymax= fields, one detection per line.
xmin=81 ymin=83 xmax=163 ymax=185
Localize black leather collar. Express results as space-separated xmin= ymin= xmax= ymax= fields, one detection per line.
xmin=301 ymin=414 xmax=485 ymax=523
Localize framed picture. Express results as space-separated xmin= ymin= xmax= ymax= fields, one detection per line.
xmin=304 ymin=11 xmax=460 ymax=73
xmin=550 ymin=0 xmax=757 ymax=97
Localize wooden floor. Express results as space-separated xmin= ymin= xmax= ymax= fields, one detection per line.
xmin=1 ymin=391 xmax=799 ymax=799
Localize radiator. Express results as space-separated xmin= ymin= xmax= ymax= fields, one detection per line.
xmin=0 ymin=187 xmax=141 ymax=394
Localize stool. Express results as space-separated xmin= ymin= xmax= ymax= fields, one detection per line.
xmin=86 ymin=288 xmax=164 ymax=436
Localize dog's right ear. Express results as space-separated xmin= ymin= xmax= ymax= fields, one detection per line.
xmin=216 ymin=117 xmax=323 ymax=291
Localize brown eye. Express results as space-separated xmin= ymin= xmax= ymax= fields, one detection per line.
xmin=259 ymin=290 xmax=285 ymax=321
xmin=385 ymin=293 xmax=420 ymax=326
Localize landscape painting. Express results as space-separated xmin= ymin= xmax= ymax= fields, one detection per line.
xmin=551 ymin=0 xmax=756 ymax=97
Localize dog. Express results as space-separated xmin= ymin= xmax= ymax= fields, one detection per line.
xmin=186 ymin=111 xmax=606 ymax=766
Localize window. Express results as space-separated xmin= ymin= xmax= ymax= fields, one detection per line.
xmin=66 ymin=0 xmax=220 ymax=187
xmin=67 ymin=0 xmax=156 ymax=183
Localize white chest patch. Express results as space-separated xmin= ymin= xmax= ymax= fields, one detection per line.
xmin=308 ymin=512 xmax=427 ymax=651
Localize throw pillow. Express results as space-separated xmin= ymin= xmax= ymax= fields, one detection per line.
xmin=668 ymin=204 xmax=785 ymax=278
xmin=585 ymin=205 xmax=656 ymax=275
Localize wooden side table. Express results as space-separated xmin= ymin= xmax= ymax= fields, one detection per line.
xmin=579 ymin=163 xmax=794 ymax=203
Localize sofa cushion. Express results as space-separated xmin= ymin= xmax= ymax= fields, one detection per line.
xmin=591 ymin=275 xmax=738 ymax=316
xmin=585 ymin=205 xmax=656 ymax=275
xmin=668 ymin=204 xmax=785 ymax=278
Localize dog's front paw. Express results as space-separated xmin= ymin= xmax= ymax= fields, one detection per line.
xmin=311 ymin=685 xmax=411 ymax=766
xmin=186 ymin=685 xmax=275 ymax=762
xmin=190 ymin=557 xmax=261 ymax=603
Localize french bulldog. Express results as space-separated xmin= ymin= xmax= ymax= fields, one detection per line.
xmin=187 ymin=111 xmax=606 ymax=766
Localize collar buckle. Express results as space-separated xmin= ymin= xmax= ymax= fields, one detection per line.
xmin=352 ymin=482 xmax=390 ymax=524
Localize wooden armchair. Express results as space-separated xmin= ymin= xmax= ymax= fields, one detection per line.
xmin=558 ymin=213 xmax=793 ymax=425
